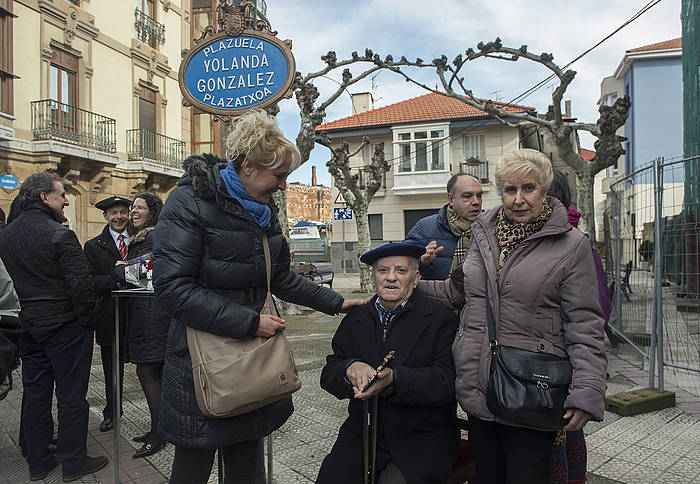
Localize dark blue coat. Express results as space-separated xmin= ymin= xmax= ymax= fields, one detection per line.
xmin=404 ymin=204 xmax=457 ymax=280
xmin=317 ymin=291 xmax=459 ymax=484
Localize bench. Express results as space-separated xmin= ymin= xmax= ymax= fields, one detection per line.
xmin=292 ymin=262 xmax=334 ymax=289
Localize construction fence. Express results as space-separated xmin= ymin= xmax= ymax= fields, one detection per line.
xmin=604 ymin=155 xmax=700 ymax=396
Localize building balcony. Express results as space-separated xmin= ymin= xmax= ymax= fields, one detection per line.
xmin=460 ymin=158 xmax=490 ymax=184
xmin=127 ymin=129 xmax=186 ymax=169
xmin=391 ymin=170 xmax=451 ymax=196
xmin=31 ymin=99 xmax=117 ymax=153
xmin=135 ymin=9 xmax=165 ymax=47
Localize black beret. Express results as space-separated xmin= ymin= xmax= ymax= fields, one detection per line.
xmin=95 ymin=196 xmax=132 ymax=211
xmin=360 ymin=242 xmax=426 ymax=266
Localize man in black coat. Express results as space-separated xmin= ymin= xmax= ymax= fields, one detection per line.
xmin=83 ymin=195 xmax=131 ymax=432
xmin=0 ymin=172 xmax=107 ymax=482
xmin=317 ymin=243 xmax=459 ymax=484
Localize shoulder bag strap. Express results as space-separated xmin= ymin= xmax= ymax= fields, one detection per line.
xmin=262 ymin=233 xmax=272 ymax=294
xmin=483 ymin=260 xmax=498 ymax=349
xmin=261 ymin=234 xmax=279 ymax=317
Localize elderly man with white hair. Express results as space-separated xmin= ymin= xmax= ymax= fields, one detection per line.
xmin=317 ymin=242 xmax=459 ymax=484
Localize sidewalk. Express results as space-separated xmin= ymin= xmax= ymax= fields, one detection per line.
xmin=1 ymin=272 xmax=699 ymax=483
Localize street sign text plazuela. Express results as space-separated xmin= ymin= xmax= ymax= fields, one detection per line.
xmin=180 ymin=31 xmax=295 ymax=116
xmin=184 ymin=37 xmax=287 ymax=109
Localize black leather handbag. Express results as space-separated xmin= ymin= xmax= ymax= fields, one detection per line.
xmin=483 ymin=279 xmax=572 ymax=431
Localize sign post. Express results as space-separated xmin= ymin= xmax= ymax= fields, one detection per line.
xmin=333 ymin=196 xmax=352 ymax=273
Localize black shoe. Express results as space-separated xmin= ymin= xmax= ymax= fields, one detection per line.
xmin=62 ymin=455 xmax=109 ymax=482
xmin=132 ymin=433 xmax=149 ymax=443
xmin=133 ymin=438 xmax=166 ymax=459
xmin=99 ymin=418 xmax=113 ymax=432
xmin=29 ymin=457 xmax=59 ymax=481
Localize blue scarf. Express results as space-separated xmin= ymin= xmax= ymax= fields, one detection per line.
xmin=219 ymin=163 xmax=271 ymax=228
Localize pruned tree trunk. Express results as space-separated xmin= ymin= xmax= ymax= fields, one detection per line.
xmin=319 ymin=136 xmax=389 ymax=292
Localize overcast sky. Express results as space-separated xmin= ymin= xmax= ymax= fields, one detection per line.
xmin=264 ymin=0 xmax=681 ymax=186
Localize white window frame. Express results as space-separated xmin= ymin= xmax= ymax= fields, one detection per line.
xmin=462 ymin=133 xmax=486 ymax=163
xmin=392 ymin=123 xmax=450 ymax=174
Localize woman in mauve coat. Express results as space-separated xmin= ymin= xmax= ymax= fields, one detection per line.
xmin=153 ymin=110 xmax=362 ymax=484
xmin=420 ymin=149 xmax=607 ymax=484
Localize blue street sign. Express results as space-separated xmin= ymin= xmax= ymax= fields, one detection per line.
xmin=333 ymin=207 xmax=353 ymax=220
xmin=181 ymin=35 xmax=294 ymax=115
xmin=0 ymin=174 xmax=19 ymax=191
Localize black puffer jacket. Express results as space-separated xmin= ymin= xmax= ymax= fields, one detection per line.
xmin=153 ymin=153 xmax=344 ymax=449
xmin=0 ymin=201 xmax=96 ymax=342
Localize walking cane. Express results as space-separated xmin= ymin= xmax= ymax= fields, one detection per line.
xmin=362 ymin=351 xmax=395 ymax=484
xmin=363 ymin=396 xmax=379 ymax=484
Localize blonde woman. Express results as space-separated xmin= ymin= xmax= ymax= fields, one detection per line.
xmin=153 ymin=110 xmax=362 ymax=483
xmin=420 ymin=149 xmax=607 ymax=484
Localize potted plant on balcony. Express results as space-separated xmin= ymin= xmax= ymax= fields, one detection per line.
xmin=465 ymin=156 xmax=482 ymax=166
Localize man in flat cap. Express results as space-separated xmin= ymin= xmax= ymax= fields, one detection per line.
xmin=317 ymin=243 xmax=459 ymax=484
xmin=84 ymin=195 xmax=131 ymax=432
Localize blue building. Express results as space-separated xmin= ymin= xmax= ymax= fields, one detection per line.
xmin=599 ymin=38 xmax=683 ymax=177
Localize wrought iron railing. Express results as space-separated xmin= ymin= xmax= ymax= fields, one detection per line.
xmin=460 ymin=159 xmax=490 ymax=183
xmin=127 ymin=129 xmax=185 ymax=168
xmin=135 ymin=9 xmax=165 ymax=47
xmin=31 ymin=99 xmax=117 ymax=153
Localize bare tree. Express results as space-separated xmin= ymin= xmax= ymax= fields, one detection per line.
xmin=317 ymin=136 xmax=389 ymax=292
xmin=287 ymin=50 xmax=414 ymax=291
xmin=375 ymin=38 xmax=631 ymax=242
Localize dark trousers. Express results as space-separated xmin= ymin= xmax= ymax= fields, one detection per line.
xmin=468 ymin=415 xmax=556 ymax=484
xmin=100 ymin=344 xmax=124 ymax=419
xmin=169 ymin=440 xmax=259 ymax=484
xmin=20 ymin=321 xmax=93 ymax=475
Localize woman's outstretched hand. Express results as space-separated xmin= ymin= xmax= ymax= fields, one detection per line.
xmin=256 ymin=314 xmax=285 ymax=337
xmin=340 ymin=299 xmax=365 ymax=313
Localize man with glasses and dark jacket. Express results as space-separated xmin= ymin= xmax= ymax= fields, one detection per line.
xmin=84 ymin=195 xmax=132 ymax=433
xmin=0 ymin=172 xmax=107 ymax=482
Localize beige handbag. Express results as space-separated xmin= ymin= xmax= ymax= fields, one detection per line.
xmin=186 ymin=234 xmax=301 ymax=418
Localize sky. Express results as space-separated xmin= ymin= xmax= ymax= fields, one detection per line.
xmin=263 ymin=0 xmax=682 ymax=187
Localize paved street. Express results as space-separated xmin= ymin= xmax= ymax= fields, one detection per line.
xmin=1 ymin=274 xmax=700 ymax=483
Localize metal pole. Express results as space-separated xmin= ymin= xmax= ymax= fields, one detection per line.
xmin=648 ymin=160 xmax=660 ymax=389
xmin=266 ymin=434 xmax=273 ymax=484
xmin=654 ymin=157 xmax=665 ymax=392
xmin=113 ymin=296 xmax=121 ymax=483
xmin=342 ymin=218 xmax=346 ymax=274
xmin=612 ymin=190 xmax=623 ymax=341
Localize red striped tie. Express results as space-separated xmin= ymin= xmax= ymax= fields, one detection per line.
xmin=118 ymin=234 xmax=128 ymax=261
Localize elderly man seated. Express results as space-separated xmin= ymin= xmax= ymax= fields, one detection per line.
xmin=316 ymin=242 xmax=459 ymax=484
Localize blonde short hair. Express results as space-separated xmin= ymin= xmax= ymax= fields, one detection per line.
xmin=225 ymin=110 xmax=301 ymax=172
xmin=494 ymin=149 xmax=553 ymax=192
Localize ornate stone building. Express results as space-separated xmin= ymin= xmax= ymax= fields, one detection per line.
xmin=0 ymin=0 xmax=262 ymax=242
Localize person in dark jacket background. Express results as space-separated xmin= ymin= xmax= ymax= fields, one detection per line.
xmin=0 ymin=172 xmax=108 ymax=482
xmin=112 ymin=193 xmax=170 ymax=458
xmin=547 ymin=170 xmax=612 ymax=484
xmin=317 ymin=243 xmax=459 ymax=484
xmin=404 ymin=173 xmax=483 ymax=280
xmin=153 ymin=110 xmax=363 ymax=483
xmin=84 ymin=195 xmax=132 ymax=433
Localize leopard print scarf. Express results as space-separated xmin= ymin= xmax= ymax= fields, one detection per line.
xmin=496 ymin=199 xmax=552 ymax=268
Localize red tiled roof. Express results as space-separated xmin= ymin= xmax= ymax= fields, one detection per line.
xmin=627 ymin=38 xmax=681 ymax=53
xmin=316 ymin=92 xmax=534 ymax=132
xmin=580 ymin=148 xmax=596 ymax=161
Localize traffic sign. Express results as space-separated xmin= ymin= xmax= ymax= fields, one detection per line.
xmin=333 ymin=207 xmax=353 ymax=220
xmin=334 ymin=192 xmax=347 ymax=205
xmin=0 ymin=174 xmax=19 ymax=190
